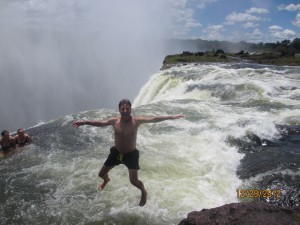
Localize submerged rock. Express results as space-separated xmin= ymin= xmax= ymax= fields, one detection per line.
xmin=178 ymin=202 xmax=300 ymax=225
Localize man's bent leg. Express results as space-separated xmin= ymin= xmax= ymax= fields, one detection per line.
xmin=128 ymin=169 xmax=147 ymax=206
xmin=98 ymin=165 xmax=114 ymax=191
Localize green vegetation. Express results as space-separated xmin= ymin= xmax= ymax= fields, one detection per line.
xmin=163 ymin=38 xmax=300 ymax=68
xmin=163 ymin=51 xmax=233 ymax=64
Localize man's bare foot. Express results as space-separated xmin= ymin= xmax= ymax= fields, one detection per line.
xmin=139 ymin=190 xmax=147 ymax=207
xmin=98 ymin=178 xmax=110 ymax=191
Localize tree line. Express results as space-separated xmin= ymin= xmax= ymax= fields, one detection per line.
xmin=166 ymin=38 xmax=300 ymax=57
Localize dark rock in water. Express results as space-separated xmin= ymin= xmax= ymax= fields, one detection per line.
xmin=178 ymin=202 xmax=300 ymax=225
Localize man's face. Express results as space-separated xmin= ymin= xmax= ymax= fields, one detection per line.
xmin=18 ymin=129 xmax=25 ymax=135
xmin=119 ymin=104 xmax=131 ymax=117
xmin=3 ymin=132 xmax=9 ymax=138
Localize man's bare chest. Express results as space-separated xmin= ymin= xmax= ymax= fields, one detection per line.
xmin=114 ymin=122 xmax=137 ymax=136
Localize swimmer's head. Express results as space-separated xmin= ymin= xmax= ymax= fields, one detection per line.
xmin=119 ymin=99 xmax=132 ymax=118
xmin=17 ymin=128 xmax=25 ymax=135
xmin=118 ymin=99 xmax=131 ymax=109
xmin=1 ymin=130 xmax=9 ymax=137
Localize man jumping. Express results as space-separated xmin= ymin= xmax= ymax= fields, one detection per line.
xmin=72 ymin=99 xmax=183 ymax=206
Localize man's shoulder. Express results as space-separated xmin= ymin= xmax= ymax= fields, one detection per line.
xmin=132 ymin=116 xmax=150 ymax=123
xmin=132 ymin=116 xmax=146 ymax=119
xmin=110 ymin=116 xmax=120 ymax=120
xmin=107 ymin=116 xmax=121 ymax=123
xmin=9 ymin=136 xmax=16 ymax=142
xmin=132 ymin=116 xmax=141 ymax=121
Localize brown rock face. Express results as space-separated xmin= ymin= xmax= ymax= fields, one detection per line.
xmin=178 ymin=202 xmax=300 ymax=225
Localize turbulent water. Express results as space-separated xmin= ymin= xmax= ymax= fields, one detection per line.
xmin=1 ymin=62 xmax=300 ymax=225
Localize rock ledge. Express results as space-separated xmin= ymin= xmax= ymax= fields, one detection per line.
xmin=178 ymin=202 xmax=300 ymax=225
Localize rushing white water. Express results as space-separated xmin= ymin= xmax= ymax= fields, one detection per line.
xmin=1 ymin=63 xmax=300 ymax=225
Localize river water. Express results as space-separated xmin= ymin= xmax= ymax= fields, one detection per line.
xmin=1 ymin=62 xmax=299 ymax=225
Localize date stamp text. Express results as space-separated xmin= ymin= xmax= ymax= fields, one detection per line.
xmin=236 ymin=189 xmax=281 ymax=199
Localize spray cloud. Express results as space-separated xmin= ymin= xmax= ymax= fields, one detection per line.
xmin=0 ymin=0 xmax=173 ymax=131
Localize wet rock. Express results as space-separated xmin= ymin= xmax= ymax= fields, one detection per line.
xmin=178 ymin=202 xmax=300 ymax=225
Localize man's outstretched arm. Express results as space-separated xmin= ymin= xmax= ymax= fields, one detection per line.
xmin=136 ymin=114 xmax=184 ymax=124
xmin=72 ymin=118 xmax=116 ymax=128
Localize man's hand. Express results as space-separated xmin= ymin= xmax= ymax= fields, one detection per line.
xmin=72 ymin=121 xmax=85 ymax=129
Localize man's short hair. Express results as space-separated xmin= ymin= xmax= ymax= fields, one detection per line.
xmin=17 ymin=128 xmax=24 ymax=134
xmin=118 ymin=99 xmax=131 ymax=108
xmin=1 ymin=130 xmax=9 ymax=136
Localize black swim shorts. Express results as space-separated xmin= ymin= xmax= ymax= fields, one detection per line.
xmin=104 ymin=146 xmax=140 ymax=170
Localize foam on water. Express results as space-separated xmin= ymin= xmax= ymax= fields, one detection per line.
xmin=1 ymin=63 xmax=300 ymax=224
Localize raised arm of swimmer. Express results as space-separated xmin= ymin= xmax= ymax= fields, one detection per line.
xmin=72 ymin=118 xmax=117 ymax=128
xmin=135 ymin=114 xmax=184 ymax=124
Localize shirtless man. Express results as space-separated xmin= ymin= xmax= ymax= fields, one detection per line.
xmin=72 ymin=99 xmax=183 ymax=206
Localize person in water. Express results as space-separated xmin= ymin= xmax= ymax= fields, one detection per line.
xmin=72 ymin=99 xmax=183 ymax=206
xmin=15 ymin=128 xmax=32 ymax=147
xmin=0 ymin=130 xmax=16 ymax=152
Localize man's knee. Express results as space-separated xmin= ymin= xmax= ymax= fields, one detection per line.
xmin=130 ymin=177 xmax=139 ymax=186
xmin=99 ymin=165 xmax=112 ymax=178
xmin=129 ymin=169 xmax=142 ymax=187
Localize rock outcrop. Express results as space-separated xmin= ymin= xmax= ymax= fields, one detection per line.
xmin=178 ymin=202 xmax=300 ymax=225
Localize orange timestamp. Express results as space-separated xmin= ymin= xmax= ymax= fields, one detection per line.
xmin=236 ymin=189 xmax=281 ymax=199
